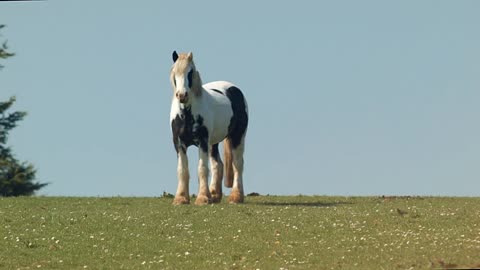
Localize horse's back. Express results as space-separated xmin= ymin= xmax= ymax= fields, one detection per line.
xmin=203 ymin=81 xmax=248 ymax=110
xmin=203 ymin=81 xmax=235 ymax=93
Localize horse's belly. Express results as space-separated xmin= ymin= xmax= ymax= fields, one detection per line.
xmin=209 ymin=124 xmax=229 ymax=145
xmin=208 ymin=105 xmax=233 ymax=145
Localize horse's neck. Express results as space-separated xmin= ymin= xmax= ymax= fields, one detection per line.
xmin=191 ymin=81 xmax=204 ymax=98
xmin=191 ymin=84 xmax=206 ymax=102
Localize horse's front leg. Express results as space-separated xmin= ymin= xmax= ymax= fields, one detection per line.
xmin=196 ymin=145 xmax=212 ymax=205
xmin=173 ymin=148 xmax=190 ymax=205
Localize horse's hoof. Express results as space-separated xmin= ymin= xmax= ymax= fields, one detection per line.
xmin=173 ymin=196 xmax=190 ymax=205
xmin=210 ymin=191 xmax=222 ymax=203
xmin=228 ymin=190 xmax=244 ymax=204
xmin=195 ymin=195 xmax=211 ymax=205
xmin=211 ymin=195 xmax=222 ymax=203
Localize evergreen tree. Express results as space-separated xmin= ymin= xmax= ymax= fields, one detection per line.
xmin=0 ymin=25 xmax=15 ymax=69
xmin=1 ymin=25 xmax=47 ymax=196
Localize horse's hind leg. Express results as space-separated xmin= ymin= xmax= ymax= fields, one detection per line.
xmin=209 ymin=143 xmax=223 ymax=203
xmin=228 ymin=136 xmax=245 ymax=204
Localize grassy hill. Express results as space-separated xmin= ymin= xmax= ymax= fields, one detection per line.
xmin=1 ymin=196 xmax=479 ymax=269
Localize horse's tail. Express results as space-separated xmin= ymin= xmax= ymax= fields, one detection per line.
xmin=224 ymin=138 xmax=234 ymax=188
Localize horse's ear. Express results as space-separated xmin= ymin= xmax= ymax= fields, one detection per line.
xmin=187 ymin=52 xmax=193 ymax=60
xmin=172 ymin=51 xmax=178 ymax=62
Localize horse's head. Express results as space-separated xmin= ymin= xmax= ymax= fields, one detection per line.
xmin=170 ymin=51 xmax=202 ymax=104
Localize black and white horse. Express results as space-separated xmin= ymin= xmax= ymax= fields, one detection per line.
xmin=169 ymin=51 xmax=248 ymax=205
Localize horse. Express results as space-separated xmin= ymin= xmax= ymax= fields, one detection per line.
xmin=169 ymin=51 xmax=248 ymax=205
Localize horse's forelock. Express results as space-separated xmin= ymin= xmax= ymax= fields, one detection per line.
xmin=172 ymin=53 xmax=192 ymax=74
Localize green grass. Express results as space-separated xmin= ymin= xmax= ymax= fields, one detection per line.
xmin=1 ymin=196 xmax=479 ymax=269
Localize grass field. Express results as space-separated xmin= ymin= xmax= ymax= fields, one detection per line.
xmin=1 ymin=196 xmax=479 ymax=269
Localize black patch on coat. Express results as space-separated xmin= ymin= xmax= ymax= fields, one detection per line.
xmin=194 ymin=115 xmax=209 ymax=153
xmin=211 ymin=89 xmax=224 ymax=95
xmin=187 ymin=69 xmax=194 ymax=88
xmin=171 ymin=107 xmax=209 ymax=153
xmin=225 ymin=86 xmax=248 ymax=149
xmin=210 ymin=143 xmax=220 ymax=161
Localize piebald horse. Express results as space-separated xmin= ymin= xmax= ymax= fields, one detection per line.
xmin=169 ymin=51 xmax=248 ymax=205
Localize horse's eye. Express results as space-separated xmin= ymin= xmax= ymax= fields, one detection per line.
xmin=187 ymin=70 xmax=194 ymax=88
xmin=173 ymin=76 xmax=176 ymax=86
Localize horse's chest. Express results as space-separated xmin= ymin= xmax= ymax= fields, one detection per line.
xmin=171 ymin=108 xmax=209 ymax=152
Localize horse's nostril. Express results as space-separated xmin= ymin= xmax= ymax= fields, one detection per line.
xmin=176 ymin=92 xmax=189 ymax=103
xmin=176 ymin=92 xmax=188 ymax=99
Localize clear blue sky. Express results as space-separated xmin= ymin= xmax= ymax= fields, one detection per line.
xmin=1 ymin=1 xmax=479 ymax=196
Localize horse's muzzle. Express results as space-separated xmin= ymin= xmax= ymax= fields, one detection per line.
xmin=176 ymin=92 xmax=189 ymax=103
